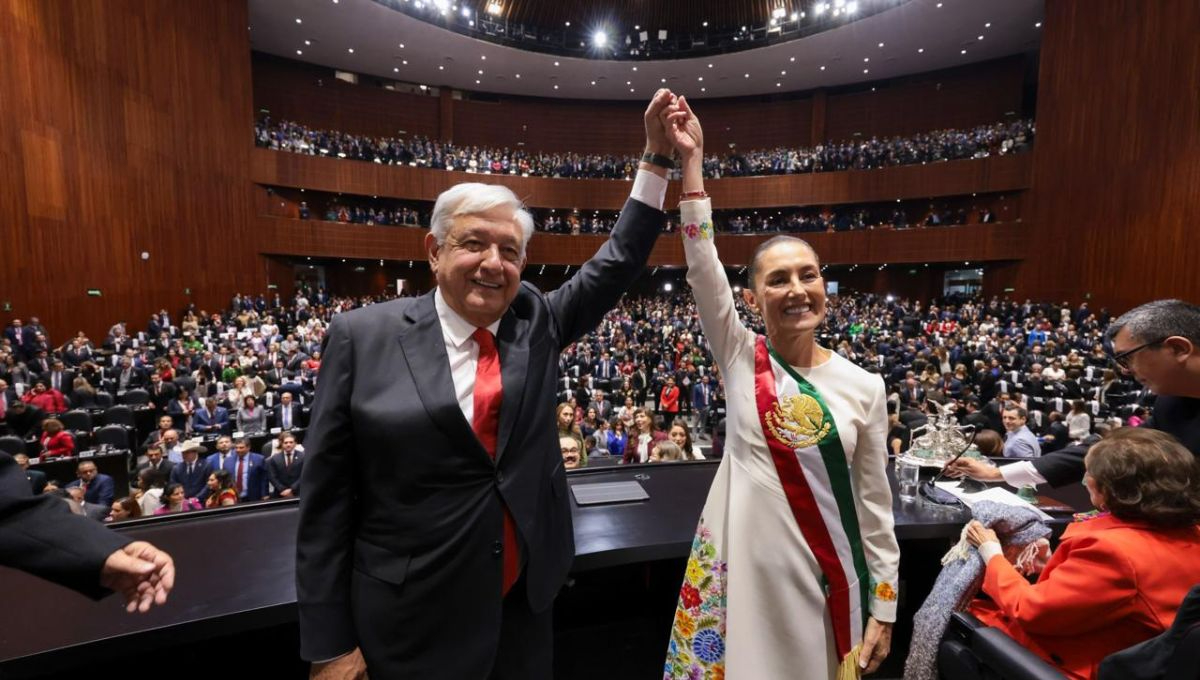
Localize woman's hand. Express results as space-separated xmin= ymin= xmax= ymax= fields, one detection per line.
xmin=965 ymin=520 xmax=999 ymax=548
xmin=660 ymin=96 xmax=704 ymax=161
xmin=643 ymin=89 xmax=675 ymax=157
xmin=859 ymin=617 xmax=893 ymax=673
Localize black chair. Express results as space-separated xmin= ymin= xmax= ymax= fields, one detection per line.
xmin=94 ymin=392 xmax=114 ymax=408
xmin=121 ymin=388 xmax=150 ymax=406
xmin=94 ymin=424 xmax=134 ymax=451
xmin=173 ymin=376 xmax=196 ymax=393
xmin=0 ymin=436 xmax=25 ymax=456
xmin=101 ymin=405 xmax=135 ymax=427
xmin=58 ymin=410 xmax=93 ymax=434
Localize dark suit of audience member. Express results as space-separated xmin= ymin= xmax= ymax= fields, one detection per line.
xmin=273 ymin=401 xmax=303 ymax=431
xmin=265 ymin=450 xmax=303 ymax=498
xmin=137 ymin=457 xmax=175 ymax=480
xmin=147 ymin=379 xmax=177 ymax=412
xmin=24 ymin=466 xmax=47 ymax=495
xmin=192 ymin=404 xmax=230 ymax=435
xmin=43 ymin=369 xmax=74 ymax=395
xmin=4 ymin=403 xmax=44 ymax=438
xmin=110 ymin=364 xmax=147 ymax=391
xmin=169 ymin=459 xmax=212 ymax=500
xmin=66 ymin=473 xmax=115 ymax=509
xmin=0 ymin=451 xmax=132 ymax=598
xmin=223 ymin=449 xmax=267 ymax=501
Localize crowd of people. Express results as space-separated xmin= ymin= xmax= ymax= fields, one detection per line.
xmin=254 ymin=117 xmax=1034 ymax=181
xmin=0 ymin=287 xmax=1152 ymax=513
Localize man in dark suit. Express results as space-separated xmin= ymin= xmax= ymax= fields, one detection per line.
xmin=111 ymin=357 xmax=147 ymax=392
xmin=192 ymin=397 xmax=230 ymax=435
xmin=0 ymin=378 xmax=15 ymax=423
xmin=44 ymin=359 xmax=73 ymax=395
xmin=0 ymin=451 xmax=175 ymax=610
xmin=951 ymin=299 xmax=1200 ymax=487
xmin=297 ymin=92 xmax=673 ymax=680
xmin=272 ymin=391 xmax=303 ymax=431
xmin=222 ymin=437 xmax=267 ymax=502
xmin=64 ymin=460 xmax=115 ymax=509
xmin=265 ymin=432 xmax=302 ymax=498
xmin=169 ymin=442 xmax=211 ymax=500
xmin=4 ymin=319 xmax=36 ymax=361
xmin=146 ymin=373 xmax=177 ymax=413
xmin=13 ymin=453 xmax=46 ymax=494
xmin=900 ymin=377 xmax=926 ymax=408
xmin=136 ymin=444 xmax=175 ymax=479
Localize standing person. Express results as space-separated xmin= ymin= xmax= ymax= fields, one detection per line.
xmin=660 ymin=97 xmax=898 ymax=679
xmin=297 ymin=91 xmax=675 ymax=679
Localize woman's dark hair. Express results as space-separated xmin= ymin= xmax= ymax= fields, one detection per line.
xmin=212 ymin=469 xmax=235 ymax=491
xmin=243 ymin=395 xmax=256 ymax=408
xmin=746 ymin=235 xmax=819 ymax=289
xmin=973 ymin=429 xmax=1004 ymax=457
xmin=669 ymin=418 xmax=694 ymax=457
xmin=1085 ymin=428 xmax=1200 ymax=528
xmin=113 ymin=496 xmax=142 ymax=519
xmin=631 ymin=407 xmax=657 ymax=435
xmin=42 ymin=418 xmax=64 ymax=434
xmin=163 ymin=483 xmax=185 ymax=506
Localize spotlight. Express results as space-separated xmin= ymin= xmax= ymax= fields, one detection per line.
xmin=772 ymin=7 xmax=786 ymax=19
xmin=593 ymin=30 xmax=608 ymax=47
xmin=846 ymin=1 xmax=858 ymax=14
xmin=486 ymin=1 xmax=501 ymax=15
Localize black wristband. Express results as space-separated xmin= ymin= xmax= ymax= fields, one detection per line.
xmin=641 ymin=152 xmax=675 ymax=170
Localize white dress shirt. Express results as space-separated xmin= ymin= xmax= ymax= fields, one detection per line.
xmin=998 ymin=460 xmax=1049 ymax=487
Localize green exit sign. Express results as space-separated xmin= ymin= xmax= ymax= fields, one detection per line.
xmin=86 ymin=289 xmax=102 ymax=297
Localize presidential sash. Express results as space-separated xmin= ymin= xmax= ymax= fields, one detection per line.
xmin=754 ymin=336 xmax=871 ymax=678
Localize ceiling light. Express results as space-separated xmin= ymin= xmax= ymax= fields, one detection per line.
xmin=918 ymin=47 xmax=924 ymax=53
xmin=814 ymin=3 xmax=825 ymax=15
xmin=461 ymin=7 xmax=470 ymax=17
xmin=820 ymin=65 xmax=826 ymax=70
xmin=780 ymin=70 xmax=786 ymax=75
xmin=772 ymin=7 xmax=786 ymax=19
xmin=419 ymin=85 xmax=428 ymax=90
xmin=863 ymin=57 xmax=869 ymax=62
xmin=439 ymin=65 xmax=445 ymax=70
xmin=632 ymin=66 xmax=638 ymax=71
xmin=978 ymin=35 xmax=984 ymax=40
xmin=593 ymin=30 xmax=608 ymax=47
xmin=709 ymin=63 xmax=714 ymax=68
xmin=564 ymin=21 xmax=570 ymax=26
xmin=863 ymin=68 xmax=869 ymax=73
xmin=591 ymin=81 xmax=596 ymax=85
xmin=399 ymin=43 xmax=405 ymax=48
xmin=481 ymin=55 xmax=486 ymax=60
xmin=776 ymin=82 xmax=782 ymax=87
xmin=394 ymin=67 xmax=399 ymax=72
xmin=936 ymin=2 xmax=942 ymax=6
xmin=478 ymin=69 xmax=483 ymax=74
xmin=626 ymin=80 xmax=631 ymax=85
xmin=698 ymin=76 xmax=704 ymax=81
xmin=486 ymin=1 xmax=501 ymax=15
xmin=878 ymin=42 xmax=885 ymax=48
xmin=630 ymin=88 xmax=635 ymax=92
xmin=961 ymin=49 xmax=967 ymax=54
xmin=475 ymin=80 xmax=481 ymax=84
xmin=296 ymin=49 xmax=303 ymax=55
xmin=661 ymin=77 xmax=666 ymax=83
xmin=553 ymin=61 xmax=560 ymax=66
xmin=1035 ymin=21 xmax=1042 ymax=27
xmin=702 ymin=20 xmax=708 ymax=27
xmin=295 ymin=17 xmax=302 ymax=23
xmin=744 ymin=73 xmax=750 ymax=78
xmin=845 ymin=1 xmax=857 ymax=13
xmin=554 ymin=84 xmax=559 ymax=89
xmin=304 ymin=39 xmax=311 ymax=45
xmin=985 ymin=22 xmax=991 ymax=28
xmin=789 ymin=56 xmax=795 ymax=62
xmin=791 ymin=12 xmax=799 ymax=20
xmin=634 ymin=24 xmax=640 ymax=29
xmin=515 ymin=73 xmax=520 ymax=78
xmin=348 ymin=48 xmax=354 ymax=53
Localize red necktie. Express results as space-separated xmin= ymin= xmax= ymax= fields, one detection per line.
xmin=236 ymin=457 xmax=245 ymax=495
xmin=472 ymin=328 xmax=520 ymax=596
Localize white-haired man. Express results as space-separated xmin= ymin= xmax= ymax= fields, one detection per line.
xmin=298 ymin=90 xmax=678 ymax=679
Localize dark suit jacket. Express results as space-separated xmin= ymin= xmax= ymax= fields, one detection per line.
xmin=24 ymin=467 xmax=47 ymax=495
xmin=296 ymin=197 xmax=663 ymax=674
xmin=0 ymin=451 xmax=129 ymax=599
xmin=265 ymin=452 xmax=303 ymax=497
xmin=222 ymin=452 xmax=268 ymax=500
xmin=66 ymin=474 xmax=115 ymax=508
xmin=192 ymin=406 xmax=230 ymax=434
xmin=168 ymin=460 xmax=212 ymax=499
xmin=272 ymin=403 xmax=303 ymax=430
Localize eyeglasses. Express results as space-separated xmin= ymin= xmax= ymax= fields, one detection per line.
xmin=1109 ymin=337 xmax=1168 ymax=370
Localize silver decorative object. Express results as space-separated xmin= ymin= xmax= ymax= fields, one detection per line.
xmin=904 ymin=400 xmax=977 ymax=464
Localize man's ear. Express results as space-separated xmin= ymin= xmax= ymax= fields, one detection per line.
xmin=424 ymin=232 xmax=441 ymax=274
xmin=1165 ymin=336 xmax=1195 ymax=362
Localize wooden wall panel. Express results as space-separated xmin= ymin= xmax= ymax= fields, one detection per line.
xmin=255 ymin=216 xmax=1031 ymax=268
xmin=1019 ymin=0 xmax=1200 ymax=312
xmin=252 ymin=53 xmax=1026 ymax=155
xmin=251 ymin=148 xmax=1031 ymax=211
xmin=0 ymin=0 xmax=259 ymax=342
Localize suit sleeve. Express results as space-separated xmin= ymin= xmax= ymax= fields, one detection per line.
xmin=545 ymin=197 xmax=664 ymax=349
xmin=295 ymin=314 xmax=360 ymax=661
xmin=265 ymin=458 xmax=284 ymax=496
xmin=980 ymin=533 xmax=1138 ymax=635
xmin=1030 ymin=444 xmax=1088 ymax=487
xmin=0 ymin=451 xmax=130 ymax=600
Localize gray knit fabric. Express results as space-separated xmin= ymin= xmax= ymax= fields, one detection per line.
xmin=902 ymin=500 xmax=1052 ymax=680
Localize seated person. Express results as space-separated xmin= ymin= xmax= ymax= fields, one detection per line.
xmin=973 ymin=429 xmax=1005 ymax=457
xmin=964 ymin=428 xmax=1200 ymax=680
xmin=648 ymin=441 xmax=683 ymax=463
xmin=560 ymin=435 xmax=582 ymax=471
xmin=153 ymin=483 xmax=202 ymax=514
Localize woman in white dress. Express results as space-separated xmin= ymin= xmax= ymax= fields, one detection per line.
xmin=659 ymin=97 xmax=900 ymax=679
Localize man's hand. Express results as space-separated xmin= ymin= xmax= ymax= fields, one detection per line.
xmin=859 ymin=617 xmax=893 ymax=674
xmin=944 ymin=457 xmax=1003 ymax=482
xmin=280 ymin=488 xmax=294 ymax=498
xmin=310 ymin=648 xmax=368 ymax=680
xmin=100 ymin=541 xmax=176 ymax=613
xmin=643 ymin=89 xmax=675 ymax=157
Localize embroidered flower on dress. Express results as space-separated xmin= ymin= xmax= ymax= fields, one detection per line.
xmin=874 ymin=582 xmax=897 ymax=602
xmin=692 ymin=628 xmax=725 ymax=664
xmin=667 ymin=517 xmax=727 ymax=680
xmin=681 ymin=220 xmax=714 ymax=241
xmin=681 ymin=584 xmax=702 ymax=609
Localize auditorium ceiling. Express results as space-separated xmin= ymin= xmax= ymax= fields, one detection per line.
xmin=249 ymin=0 xmax=1043 ymax=100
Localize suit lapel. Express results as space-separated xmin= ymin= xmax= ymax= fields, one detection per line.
xmin=397 ymin=293 xmax=490 ymax=463
xmin=495 ymin=307 xmax=528 ymax=463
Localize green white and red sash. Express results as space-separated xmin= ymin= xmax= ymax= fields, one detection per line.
xmin=754 ymin=336 xmax=870 ymax=675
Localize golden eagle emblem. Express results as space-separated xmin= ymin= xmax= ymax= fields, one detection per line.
xmin=766 ymin=394 xmax=832 ymax=449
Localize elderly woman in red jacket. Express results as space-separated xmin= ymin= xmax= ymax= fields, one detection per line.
xmin=40 ymin=418 xmax=76 ymax=458
xmin=965 ymin=427 xmax=1200 ymax=680
xmin=22 ymin=379 xmax=67 ymax=413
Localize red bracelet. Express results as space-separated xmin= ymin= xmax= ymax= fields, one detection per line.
xmin=679 ymin=190 xmax=709 ymax=201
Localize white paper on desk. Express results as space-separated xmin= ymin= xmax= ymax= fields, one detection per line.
xmin=934 ymin=481 xmax=1053 ymax=521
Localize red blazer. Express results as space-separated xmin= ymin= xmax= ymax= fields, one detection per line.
xmin=660 ymin=385 xmax=680 ymax=412
xmin=40 ymin=431 xmax=75 ymax=458
xmin=23 ymin=389 xmax=67 ymax=413
xmin=971 ymin=514 xmax=1200 ymax=680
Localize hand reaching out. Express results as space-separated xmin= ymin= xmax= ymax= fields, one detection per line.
xmin=659 ymin=96 xmax=704 ymax=160
xmin=643 ymin=89 xmax=676 ymax=157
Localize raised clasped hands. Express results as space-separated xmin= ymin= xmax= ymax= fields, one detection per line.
xmin=658 ymin=94 xmax=704 ymax=163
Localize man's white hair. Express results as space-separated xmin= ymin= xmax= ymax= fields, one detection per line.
xmin=429 ymin=183 xmax=534 ymax=254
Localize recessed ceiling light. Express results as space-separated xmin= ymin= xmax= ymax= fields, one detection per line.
xmin=304 ymin=39 xmax=311 ymax=45
xmin=564 ymin=21 xmax=570 ymax=26
xmin=554 ymin=61 xmax=560 ymax=66
xmin=744 ymin=73 xmax=750 ymax=78
xmin=626 ymin=80 xmax=631 ymax=85
xmin=475 ymin=80 xmax=481 ymax=84
xmin=1035 ymin=21 xmax=1042 ymax=28
xmin=789 ymin=56 xmax=795 ymax=62
xmin=985 ymin=22 xmax=991 ymax=28
xmin=961 ymin=49 xmax=967 ymax=54
xmin=399 ymin=43 xmax=405 ymax=48
xmin=780 ymin=70 xmax=787 ymax=75
xmin=296 ymin=49 xmax=303 ymax=55
xmin=878 ymin=42 xmax=884 ymax=47
xmin=591 ymin=81 xmax=596 ymax=85
xmin=698 ymin=76 xmax=704 ymax=81
xmin=554 ymin=84 xmax=559 ymax=89
xmin=978 ymin=35 xmax=984 ymax=40
xmin=776 ymin=82 xmax=781 ymax=87
xmin=936 ymin=2 xmax=942 ymax=6
xmin=439 ymin=65 xmax=445 ymax=70
xmin=394 ymin=67 xmax=399 ymax=72
xmin=863 ymin=57 xmax=869 ymax=62
xmin=918 ymin=48 xmax=924 ymax=53
xmin=295 ymin=17 xmax=302 ymax=23
xmin=632 ymin=66 xmax=638 ymax=71
xmin=863 ymin=68 xmax=869 ymax=73
xmin=630 ymin=88 xmax=635 ymax=92
xmin=478 ymin=69 xmax=483 ymax=74
xmin=348 ymin=48 xmax=354 ymax=53
xmin=481 ymin=55 xmax=487 ymax=60
xmin=634 ymin=25 xmax=640 ymax=30
xmin=661 ymin=77 xmax=666 ymax=83
xmin=709 ymin=63 xmax=715 ymax=68
xmin=820 ymin=65 xmax=826 ymax=70
xmin=515 ymin=73 xmax=520 ymax=78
